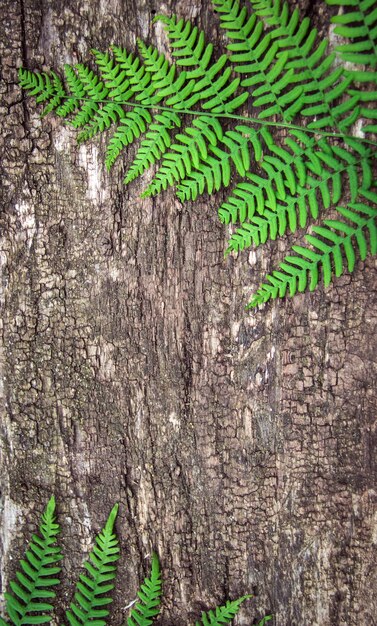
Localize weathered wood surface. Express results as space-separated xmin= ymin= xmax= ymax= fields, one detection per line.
xmin=0 ymin=1 xmax=376 ymax=624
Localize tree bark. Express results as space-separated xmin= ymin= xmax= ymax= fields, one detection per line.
xmin=0 ymin=0 xmax=376 ymax=625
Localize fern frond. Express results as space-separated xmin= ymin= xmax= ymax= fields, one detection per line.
xmin=156 ymin=14 xmax=248 ymax=113
xmin=178 ymin=126 xmax=314 ymax=204
xmin=140 ymin=12 xmax=250 ymax=193
xmin=121 ymin=39 xmax=201 ymax=180
xmin=176 ymin=126 xmax=262 ymax=201
xmin=214 ymin=0 xmax=361 ymax=130
xmin=137 ymin=40 xmax=197 ymax=109
xmin=18 ymin=69 xmax=66 ymax=117
xmin=326 ymin=0 xmax=377 ymax=68
xmin=55 ymin=65 xmax=86 ymax=117
xmin=213 ymin=0 xmax=302 ymax=120
xmin=65 ymin=64 xmax=107 ymax=129
xmin=141 ymin=116 xmax=224 ymax=197
xmin=194 ymin=596 xmax=251 ymax=626
xmin=66 ymin=503 xmax=120 ymax=626
xmin=105 ymin=45 xmax=188 ymax=170
xmin=248 ymin=188 xmax=377 ymax=307
xmin=90 ymin=49 xmax=133 ymax=100
xmin=105 ymin=107 xmax=157 ymax=170
xmin=124 ymin=111 xmax=181 ymax=184
xmin=225 ymin=140 xmax=373 ymax=253
xmin=4 ymin=496 xmax=62 ymax=626
xmin=77 ymin=103 xmax=126 ymax=143
xmin=127 ymin=553 xmax=162 ymax=626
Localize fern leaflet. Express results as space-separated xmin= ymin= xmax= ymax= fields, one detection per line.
xmin=249 ymin=189 xmax=377 ymax=307
xmin=326 ymin=0 xmax=377 ymax=68
xmin=127 ymin=553 xmax=162 ymax=626
xmin=194 ymin=596 xmax=252 ymax=626
xmin=65 ymin=503 xmax=120 ymax=626
xmin=3 ymin=496 xmax=62 ymax=626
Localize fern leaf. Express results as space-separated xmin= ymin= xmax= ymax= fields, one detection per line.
xmin=90 ymin=49 xmax=133 ymax=100
xmin=213 ymin=0 xmax=300 ymax=120
xmin=67 ymin=64 xmax=109 ymax=129
xmin=104 ymin=45 xmax=179 ymax=170
xmin=137 ymin=40 xmax=198 ymax=109
xmin=156 ymin=14 xmax=248 ymax=113
xmin=326 ymin=0 xmax=377 ymax=68
xmin=54 ymin=64 xmax=86 ymax=117
xmin=194 ymin=596 xmax=251 ymax=626
xmin=224 ymin=141 xmax=373 ymax=254
xmin=248 ymin=189 xmax=377 ymax=307
xmin=176 ymin=127 xmax=258 ymax=201
xmin=248 ymin=0 xmax=361 ymax=131
xmin=127 ymin=553 xmax=162 ymax=626
xmin=77 ymin=103 xmax=126 ymax=143
xmin=18 ymin=69 xmax=67 ymax=117
xmin=142 ymin=116 xmax=223 ymax=197
xmin=124 ymin=111 xmax=181 ymax=184
xmin=4 ymin=496 xmax=62 ymax=626
xmin=66 ymin=504 xmax=120 ymax=626
xmin=179 ymin=127 xmax=313 ymax=205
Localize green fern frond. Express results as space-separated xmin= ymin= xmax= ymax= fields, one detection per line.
xmin=248 ymin=188 xmax=377 ymax=307
xmin=105 ymin=44 xmax=189 ymax=171
xmin=90 ymin=49 xmax=133 ymax=100
xmin=225 ymin=140 xmax=373 ymax=253
xmin=326 ymin=0 xmax=377 ymax=68
xmin=104 ymin=107 xmax=152 ymax=169
xmin=137 ymin=40 xmax=197 ymax=109
xmin=18 ymin=69 xmax=66 ymax=117
xmin=178 ymin=126 xmax=316 ymax=205
xmin=124 ymin=111 xmax=181 ymax=184
xmin=194 ymin=596 xmax=251 ymax=626
xmin=121 ymin=39 xmax=199 ymax=180
xmin=54 ymin=65 xmax=85 ymax=117
xmin=127 ymin=553 xmax=162 ymax=626
xmin=214 ymin=0 xmax=361 ymax=131
xmin=4 ymin=496 xmax=62 ymax=626
xmin=213 ymin=0 xmax=302 ymax=120
xmin=156 ymin=14 xmax=248 ymax=113
xmin=176 ymin=126 xmax=260 ymax=201
xmin=141 ymin=115 xmax=224 ymax=197
xmin=249 ymin=0 xmax=361 ymax=131
xmin=140 ymin=12 xmax=249 ymax=194
xmin=256 ymin=617 xmax=273 ymax=626
xmin=63 ymin=64 xmax=110 ymax=130
xmin=77 ymin=103 xmax=126 ymax=143
xmin=66 ymin=503 xmax=120 ymax=626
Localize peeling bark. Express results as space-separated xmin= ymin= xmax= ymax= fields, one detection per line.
xmin=0 ymin=1 xmax=376 ymax=625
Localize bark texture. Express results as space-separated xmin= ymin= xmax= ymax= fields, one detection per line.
xmin=0 ymin=0 xmax=376 ymax=625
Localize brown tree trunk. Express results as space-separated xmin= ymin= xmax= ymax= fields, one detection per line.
xmin=0 ymin=1 xmax=376 ymax=625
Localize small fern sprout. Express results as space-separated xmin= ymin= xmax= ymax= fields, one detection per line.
xmin=1 ymin=495 xmax=63 ymax=626
xmin=194 ymin=595 xmax=271 ymax=626
xmin=65 ymin=503 xmax=120 ymax=626
xmin=127 ymin=552 xmax=162 ymax=626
